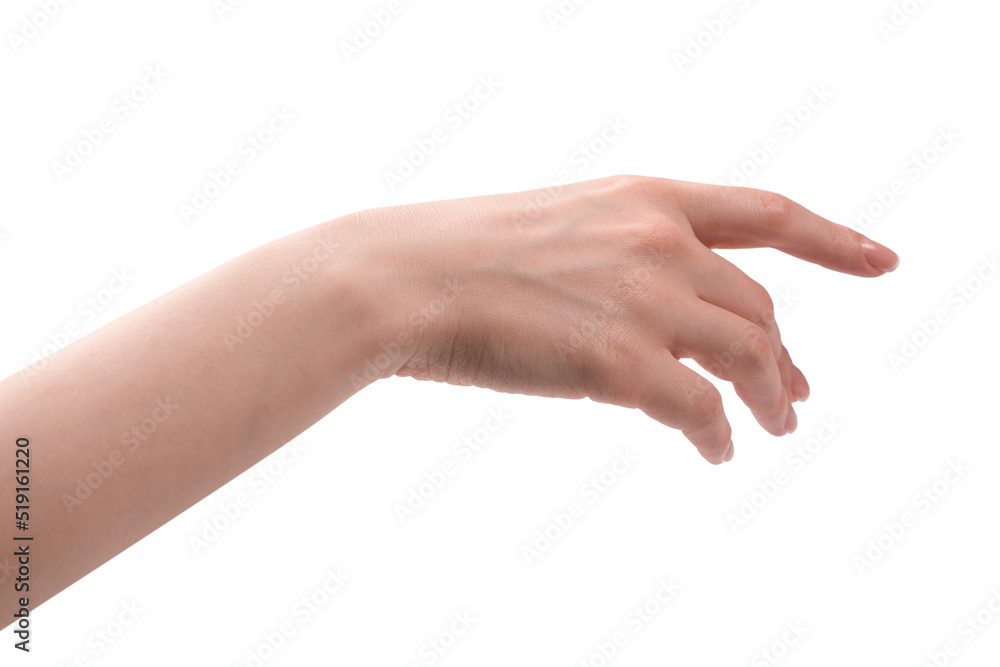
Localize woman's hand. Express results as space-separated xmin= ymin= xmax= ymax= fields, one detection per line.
xmin=353 ymin=175 xmax=899 ymax=464
xmin=0 ymin=173 xmax=898 ymax=621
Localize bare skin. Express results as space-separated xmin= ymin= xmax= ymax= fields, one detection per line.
xmin=0 ymin=175 xmax=898 ymax=626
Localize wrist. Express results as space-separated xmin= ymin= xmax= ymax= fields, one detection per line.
xmin=318 ymin=209 xmax=471 ymax=390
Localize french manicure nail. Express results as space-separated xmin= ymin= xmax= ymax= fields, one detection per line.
xmin=862 ymin=241 xmax=900 ymax=273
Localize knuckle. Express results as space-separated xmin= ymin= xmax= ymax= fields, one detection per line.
xmin=739 ymin=325 xmax=774 ymax=373
xmin=688 ymin=384 xmax=724 ymax=428
xmin=625 ymin=210 xmax=687 ymax=261
xmin=645 ymin=213 xmax=683 ymax=248
xmin=750 ymin=284 xmax=777 ymax=326
xmin=757 ymin=189 xmax=793 ymax=217
xmin=754 ymin=284 xmax=775 ymax=313
xmin=606 ymin=173 xmax=652 ymax=195
xmin=751 ymin=189 xmax=794 ymax=230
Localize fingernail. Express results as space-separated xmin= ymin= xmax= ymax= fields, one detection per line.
xmin=724 ymin=440 xmax=734 ymax=462
xmin=862 ymin=241 xmax=900 ymax=273
xmin=784 ymin=405 xmax=797 ymax=434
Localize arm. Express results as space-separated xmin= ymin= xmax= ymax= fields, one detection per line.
xmin=0 ymin=175 xmax=898 ymax=624
xmin=1 ymin=214 xmax=387 ymax=625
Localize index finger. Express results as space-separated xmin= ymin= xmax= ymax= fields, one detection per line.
xmin=656 ymin=179 xmax=900 ymax=277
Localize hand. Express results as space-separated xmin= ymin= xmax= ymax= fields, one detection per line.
xmin=354 ymin=175 xmax=899 ymax=464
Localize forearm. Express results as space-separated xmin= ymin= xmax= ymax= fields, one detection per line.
xmin=0 ymin=214 xmax=389 ymax=621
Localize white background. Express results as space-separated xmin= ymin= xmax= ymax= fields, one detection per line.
xmin=2 ymin=0 xmax=999 ymax=665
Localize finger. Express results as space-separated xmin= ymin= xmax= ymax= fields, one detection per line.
xmin=670 ymin=300 xmax=792 ymax=437
xmin=688 ymin=245 xmax=801 ymax=404
xmin=655 ymin=180 xmax=900 ymax=277
xmin=776 ymin=347 xmax=796 ymax=404
xmin=791 ymin=364 xmax=810 ymax=401
xmin=776 ymin=345 xmax=809 ymax=405
xmin=635 ymin=351 xmax=733 ymax=464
